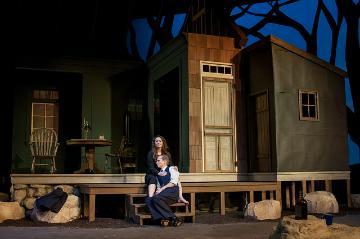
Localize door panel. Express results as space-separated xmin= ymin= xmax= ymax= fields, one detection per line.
xmin=203 ymin=77 xmax=234 ymax=172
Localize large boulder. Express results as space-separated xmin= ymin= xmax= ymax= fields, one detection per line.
xmin=0 ymin=201 xmax=25 ymax=223
xmin=269 ymin=215 xmax=360 ymax=239
xmin=244 ymin=199 xmax=281 ymax=220
xmin=305 ymin=191 xmax=338 ymax=214
xmin=30 ymin=195 xmax=81 ymax=223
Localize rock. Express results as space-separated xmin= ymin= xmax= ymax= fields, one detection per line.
xmin=23 ymin=198 xmax=36 ymax=210
xmin=0 ymin=201 xmax=25 ymax=223
xmin=13 ymin=189 xmax=27 ymax=203
xmin=30 ymin=195 xmax=81 ymax=223
xmin=269 ymin=215 xmax=360 ymax=239
xmin=304 ymin=191 xmax=339 ymax=214
xmin=244 ymin=200 xmax=281 ymax=220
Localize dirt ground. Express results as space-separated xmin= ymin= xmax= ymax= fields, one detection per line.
xmin=1 ymin=208 xmax=359 ymax=228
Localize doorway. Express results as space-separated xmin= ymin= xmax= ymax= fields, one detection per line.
xmin=154 ymin=68 xmax=180 ymax=166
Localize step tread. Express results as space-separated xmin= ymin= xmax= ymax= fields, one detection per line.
xmin=132 ymin=202 xmax=189 ymax=208
xmin=136 ymin=211 xmax=194 ymax=219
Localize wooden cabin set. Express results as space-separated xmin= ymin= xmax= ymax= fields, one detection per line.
xmin=13 ymin=33 xmax=350 ymax=222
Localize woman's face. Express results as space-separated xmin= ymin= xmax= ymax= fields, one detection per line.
xmin=154 ymin=137 xmax=163 ymax=148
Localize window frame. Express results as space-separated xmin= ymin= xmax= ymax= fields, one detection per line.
xmin=31 ymin=89 xmax=59 ymax=133
xmin=298 ymin=89 xmax=320 ymax=121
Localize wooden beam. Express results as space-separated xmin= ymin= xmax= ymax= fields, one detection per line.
xmin=220 ymin=192 xmax=225 ymax=215
xmin=346 ymin=179 xmax=352 ymax=208
xmin=249 ymin=191 xmax=254 ymax=203
xmin=291 ymin=182 xmax=296 ymax=207
xmin=302 ymin=180 xmax=307 ymax=194
xmin=262 ymin=191 xmax=266 ymax=201
xmin=310 ymin=180 xmax=315 ymax=192
xmin=191 ymin=193 xmax=196 ymax=222
xmin=89 ymin=193 xmax=95 ymax=222
xmin=325 ymin=180 xmax=332 ymax=192
xmin=285 ymin=185 xmax=290 ymax=209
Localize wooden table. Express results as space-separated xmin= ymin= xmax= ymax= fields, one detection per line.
xmin=66 ymin=139 xmax=112 ymax=173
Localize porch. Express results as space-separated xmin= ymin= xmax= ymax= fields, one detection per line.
xmin=11 ymin=171 xmax=351 ymax=222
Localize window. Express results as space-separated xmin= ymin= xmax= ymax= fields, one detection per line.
xmin=298 ymin=90 xmax=319 ymax=121
xmin=31 ymin=90 xmax=59 ymax=133
xmin=201 ymin=61 xmax=232 ymax=78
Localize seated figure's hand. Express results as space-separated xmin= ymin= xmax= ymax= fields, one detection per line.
xmin=155 ymin=188 xmax=163 ymax=195
xmin=158 ymin=171 xmax=167 ymax=176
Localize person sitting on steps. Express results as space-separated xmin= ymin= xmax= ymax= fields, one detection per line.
xmin=145 ymin=154 xmax=183 ymax=227
xmin=144 ymin=135 xmax=189 ymax=204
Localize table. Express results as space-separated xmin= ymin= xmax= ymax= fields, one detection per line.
xmin=66 ymin=139 xmax=112 ymax=173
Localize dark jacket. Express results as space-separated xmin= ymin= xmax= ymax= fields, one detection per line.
xmin=35 ymin=187 xmax=68 ymax=213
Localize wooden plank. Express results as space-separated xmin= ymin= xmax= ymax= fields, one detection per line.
xmin=346 ymin=179 xmax=351 ymax=208
xmin=270 ymin=191 xmax=274 ymax=200
xmin=276 ymin=181 xmax=282 ymax=207
xmin=190 ymin=192 xmax=196 ymax=222
xmin=285 ymin=185 xmax=290 ymax=209
xmin=262 ymin=191 xmax=266 ymax=201
xmin=325 ymin=180 xmax=332 ymax=192
xmin=291 ymin=182 xmax=296 ymax=207
xmin=310 ymin=180 xmax=315 ymax=192
xmin=220 ymin=192 xmax=225 ymax=215
xmin=302 ymin=180 xmax=307 ymax=194
xmin=249 ymin=191 xmax=254 ymax=203
xmin=89 ymin=194 xmax=95 ymax=222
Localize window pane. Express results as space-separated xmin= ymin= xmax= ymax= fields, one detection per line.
xmin=309 ymin=93 xmax=315 ymax=105
xmin=302 ymin=106 xmax=309 ymax=117
xmin=33 ymin=104 xmax=45 ymax=116
xmin=301 ymin=93 xmax=308 ymax=105
xmin=46 ymin=116 xmax=54 ymax=128
xmin=218 ymin=66 xmax=224 ymax=73
xmin=33 ymin=116 xmax=45 ymax=128
xmin=46 ymin=104 xmax=55 ymax=116
xmin=203 ymin=65 xmax=209 ymax=72
xmin=309 ymin=106 xmax=316 ymax=118
xmin=225 ymin=67 xmax=231 ymax=74
xmin=210 ymin=65 xmax=217 ymax=73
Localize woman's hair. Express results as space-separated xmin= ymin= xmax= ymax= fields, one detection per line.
xmin=151 ymin=135 xmax=170 ymax=159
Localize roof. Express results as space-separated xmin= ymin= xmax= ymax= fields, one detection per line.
xmin=242 ymin=35 xmax=347 ymax=78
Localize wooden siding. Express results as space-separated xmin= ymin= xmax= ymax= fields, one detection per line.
xmin=185 ymin=33 xmax=240 ymax=172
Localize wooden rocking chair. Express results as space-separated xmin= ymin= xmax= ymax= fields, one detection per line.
xmin=29 ymin=128 xmax=59 ymax=174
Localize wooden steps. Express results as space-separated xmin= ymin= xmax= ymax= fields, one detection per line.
xmin=125 ymin=193 xmax=195 ymax=225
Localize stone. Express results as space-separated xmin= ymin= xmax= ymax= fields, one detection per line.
xmin=304 ymin=191 xmax=339 ymax=214
xmin=23 ymin=197 xmax=36 ymax=210
xmin=30 ymin=195 xmax=81 ymax=223
xmin=269 ymin=215 xmax=360 ymax=239
xmin=0 ymin=201 xmax=25 ymax=223
xmin=13 ymin=189 xmax=27 ymax=203
xmin=244 ymin=200 xmax=281 ymax=220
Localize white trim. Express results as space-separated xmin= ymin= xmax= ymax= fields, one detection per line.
xmin=200 ymin=61 xmax=234 ymax=79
